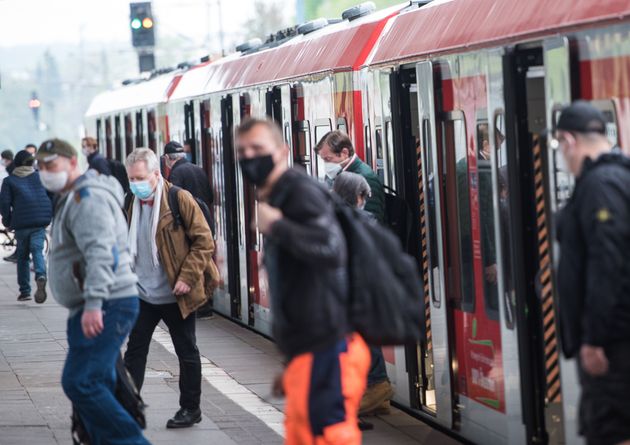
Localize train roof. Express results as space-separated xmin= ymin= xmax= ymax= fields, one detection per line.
xmin=368 ymin=0 xmax=630 ymax=67
xmin=168 ymin=3 xmax=405 ymax=101
xmin=85 ymin=71 xmax=182 ymax=117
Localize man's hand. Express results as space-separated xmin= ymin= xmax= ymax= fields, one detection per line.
xmin=81 ymin=309 xmax=103 ymax=339
xmin=257 ymin=203 xmax=283 ymax=235
xmin=271 ymin=372 xmax=285 ymax=398
xmin=173 ymin=280 xmax=191 ymax=296
xmin=580 ymin=344 xmax=609 ymax=376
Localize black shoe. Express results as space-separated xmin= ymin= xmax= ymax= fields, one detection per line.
xmin=34 ymin=276 xmax=47 ymax=304
xmin=166 ymin=408 xmax=202 ymax=429
xmin=196 ymin=307 xmax=214 ymax=319
xmin=17 ymin=293 xmax=31 ymax=302
xmin=358 ymin=418 xmax=374 ymax=431
xmin=4 ymin=252 xmax=17 ymax=263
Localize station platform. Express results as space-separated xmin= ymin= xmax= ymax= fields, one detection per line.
xmin=0 ymin=261 xmax=459 ymax=445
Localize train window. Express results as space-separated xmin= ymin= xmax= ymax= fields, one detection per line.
xmin=96 ymin=119 xmax=102 ymax=153
xmin=375 ymin=127 xmax=384 ymax=181
xmin=135 ymin=111 xmax=144 ymax=147
xmin=114 ymin=116 xmax=122 ymax=161
xmin=364 ymin=123 xmax=372 ymax=169
xmin=337 ymin=118 xmax=348 ymax=134
xmin=147 ymin=111 xmax=157 ymax=152
xmin=494 ymin=111 xmax=515 ymax=330
xmin=124 ymin=114 xmax=133 ymax=156
xmin=477 ymin=122 xmax=499 ymax=321
xmin=293 ymin=120 xmax=311 ymax=172
xmin=105 ymin=117 xmax=113 ymax=159
xmin=385 ymin=120 xmax=395 ymax=187
xmin=590 ymin=99 xmax=619 ymax=147
xmin=443 ymin=114 xmax=474 ymax=312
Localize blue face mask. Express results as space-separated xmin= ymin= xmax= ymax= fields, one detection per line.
xmin=129 ymin=180 xmax=154 ymax=200
xmin=185 ymin=153 xmax=193 ymax=163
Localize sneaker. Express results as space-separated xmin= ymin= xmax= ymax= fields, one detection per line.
xmin=17 ymin=293 xmax=31 ymax=302
xmin=4 ymin=252 xmax=17 ymax=263
xmin=359 ymin=380 xmax=394 ymax=416
xmin=166 ymin=408 xmax=202 ymax=429
xmin=34 ymin=276 xmax=47 ymax=304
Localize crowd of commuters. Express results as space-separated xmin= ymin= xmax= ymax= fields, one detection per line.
xmin=0 ymin=100 xmax=627 ymax=445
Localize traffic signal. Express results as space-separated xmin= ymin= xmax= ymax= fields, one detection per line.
xmin=28 ymin=91 xmax=41 ymax=124
xmin=130 ymin=2 xmax=155 ymax=48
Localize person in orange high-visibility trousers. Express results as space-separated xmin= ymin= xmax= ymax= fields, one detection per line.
xmin=283 ymin=334 xmax=370 ymax=445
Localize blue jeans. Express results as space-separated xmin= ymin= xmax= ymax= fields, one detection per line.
xmin=367 ymin=345 xmax=388 ymax=387
xmin=62 ymin=297 xmax=151 ymax=445
xmin=15 ymin=227 xmax=46 ymax=295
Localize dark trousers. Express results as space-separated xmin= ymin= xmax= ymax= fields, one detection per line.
xmin=367 ymin=345 xmax=388 ymax=387
xmin=124 ymin=300 xmax=201 ymax=410
xmin=579 ymin=342 xmax=630 ymax=445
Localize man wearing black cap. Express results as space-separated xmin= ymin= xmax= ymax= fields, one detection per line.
xmin=555 ymin=101 xmax=630 ymax=445
xmin=0 ymin=150 xmax=52 ymax=302
xmin=162 ymin=141 xmax=213 ymax=211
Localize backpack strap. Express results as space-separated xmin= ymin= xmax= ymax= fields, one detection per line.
xmin=167 ymin=186 xmax=184 ymax=229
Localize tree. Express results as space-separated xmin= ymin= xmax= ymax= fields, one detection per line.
xmin=242 ymin=1 xmax=291 ymax=41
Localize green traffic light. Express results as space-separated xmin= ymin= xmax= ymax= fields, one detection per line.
xmin=131 ymin=18 xmax=142 ymax=29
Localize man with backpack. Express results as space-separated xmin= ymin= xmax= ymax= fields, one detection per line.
xmin=237 ymin=118 xmax=370 ymax=445
xmin=162 ymin=141 xmax=214 ymax=211
xmin=316 ymin=131 xmax=393 ymax=416
xmin=0 ymin=150 xmax=52 ymax=302
xmin=35 ymin=139 xmax=149 ymax=445
xmin=555 ymin=101 xmax=630 ymax=445
xmin=123 ymin=148 xmax=219 ymax=429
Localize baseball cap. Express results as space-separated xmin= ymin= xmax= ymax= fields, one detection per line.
xmin=556 ymin=101 xmax=606 ymax=135
xmin=36 ymin=139 xmax=77 ymax=162
xmin=164 ymin=141 xmax=184 ymax=155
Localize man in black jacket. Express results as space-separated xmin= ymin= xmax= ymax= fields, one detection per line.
xmin=555 ymin=101 xmax=630 ymax=445
xmin=236 ymin=118 xmax=370 ymax=445
xmin=81 ymin=137 xmax=111 ymax=176
xmin=162 ymin=141 xmax=213 ymax=210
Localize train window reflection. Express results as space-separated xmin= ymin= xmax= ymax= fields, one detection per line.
xmin=443 ymin=115 xmax=474 ymax=312
xmin=477 ymin=122 xmax=499 ymax=320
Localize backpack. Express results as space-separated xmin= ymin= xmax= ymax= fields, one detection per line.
xmin=332 ymin=194 xmax=425 ymax=346
xmin=107 ymin=159 xmax=130 ymax=195
xmin=71 ymin=354 xmax=146 ymax=445
xmin=167 ymin=185 xmax=214 ymax=233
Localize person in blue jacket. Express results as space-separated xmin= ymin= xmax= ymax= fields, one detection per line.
xmin=0 ymin=150 xmax=52 ymax=302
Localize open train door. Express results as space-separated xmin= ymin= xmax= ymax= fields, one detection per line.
xmin=415 ymin=60 xmax=454 ymax=429
xmin=543 ymin=36 xmax=582 ymax=445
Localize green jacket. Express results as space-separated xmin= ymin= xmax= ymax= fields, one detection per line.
xmin=346 ymin=157 xmax=385 ymax=223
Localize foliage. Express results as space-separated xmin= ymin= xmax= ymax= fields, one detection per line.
xmin=306 ymin=0 xmax=403 ymax=19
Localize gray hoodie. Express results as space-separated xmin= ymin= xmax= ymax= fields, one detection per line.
xmin=48 ymin=171 xmax=138 ymax=316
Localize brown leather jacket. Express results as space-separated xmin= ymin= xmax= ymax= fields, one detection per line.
xmin=127 ymin=180 xmax=219 ymax=319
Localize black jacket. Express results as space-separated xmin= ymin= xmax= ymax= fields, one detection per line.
xmin=168 ymin=159 xmax=213 ymax=209
xmin=265 ymin=168 xmax=349 ymax=359
xmin=557 ymin=153 xmax=630 ymax=357
xmin=87 ymin=152 xmax=111 ymax=176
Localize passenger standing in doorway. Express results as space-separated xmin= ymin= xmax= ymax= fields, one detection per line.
xmin=123 ymin=148 xmax=219 ymax=429
xmin=555 ymin=101 xmax=630 ymax=445
xmin=315 ymin=131 xmax=393 ymax=416
xmin=183 ymin=138 xmax=194 ymax=163
xmin=24 ymin=144 xmax=37 ymax=156
xmin=0 ymin=150 xmax=52 ymax=302
xmin=36 ymin=139 xmax=149 ymax=445
xmin=81 ymin=137 xmax=112 ymax=176
xmin=237 ymin=118 xmax=370 ymax=445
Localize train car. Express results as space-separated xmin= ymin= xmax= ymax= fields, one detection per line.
xmin=164 ymin=2 xmax=408 ymax=337
xmin=84 ymin=70 xmax=184 ymax=159
xmin=362 ymin=0 xmax=630 ymax=443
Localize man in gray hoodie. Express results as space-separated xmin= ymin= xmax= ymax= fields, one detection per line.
xmin=36 ymin=139 xmax=150 ymax=445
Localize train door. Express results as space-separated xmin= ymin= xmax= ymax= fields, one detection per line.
xmin=184 ymin=100 xmax=198 ymax=164
xmin=124 ymin=113 xmax=133 ymax=157
xmin=114 ymin=115 xmax=123 ymax=161
xmin=220 ymin=95 xmax=245 ymax=319
xmin=105 ymin=117 xmax=113 ymax=159
xmin=135 ymin=111 xmax=144 ymax=147
xmin=503 ymin=38 xmax=582 ymax=445
xmin=388 ymin=65 xmax=428 ymax=411
xmin=416 ymin=60 xmax=454 ymax=430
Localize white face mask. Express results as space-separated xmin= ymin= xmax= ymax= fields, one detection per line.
xmin=82 ymin=148 xmax=90 ymax=156
xmin=324 ymin=162 xmax=342 ymax=180
xmin=40 ymin=170 xmax=69 ymax=193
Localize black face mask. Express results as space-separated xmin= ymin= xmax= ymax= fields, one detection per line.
xmin=239 ymin=155 xmax=275 ymax=186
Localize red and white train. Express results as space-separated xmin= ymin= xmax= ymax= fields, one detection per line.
xmin=85 ymin=1 xmax=630 ymax=443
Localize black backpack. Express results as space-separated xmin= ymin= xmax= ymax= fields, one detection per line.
xmin=332 ymin=194 xmax=425 ymax=346
xmin=383 ymin=184 xmax=412 ymax=248
xmin=168 ymin=185 xmax=214 ymax=233
xmin=71 ymin=355 xmax=146 ymax=445
xmin=107 ymin=159 xmax=130 ymax=195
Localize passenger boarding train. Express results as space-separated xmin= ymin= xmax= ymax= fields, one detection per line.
xmin=84 ymin=0 xmax=630 ymax=443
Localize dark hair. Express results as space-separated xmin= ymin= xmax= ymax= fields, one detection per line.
xmin=183 ymin=138 xmax=194 ymax=147
xmin=1 ymin=150 xmax=13 ymax=161
xmin=236 ymin=118 xmax=284 ymax=147
xmin=14 ymin=150 xmax=34 ymax=167
xmin=24 ymin=143 xmax=37 ymax=150
xmin=314 ymin=130 xmax=355 ymax=156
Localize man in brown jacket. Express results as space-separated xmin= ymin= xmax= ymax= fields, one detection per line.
xmin=123 ymin=148 xmax=218 ymax=429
